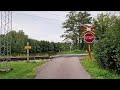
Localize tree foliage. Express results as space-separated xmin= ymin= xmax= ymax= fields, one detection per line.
xmin=0 ymin=30 xmax=70 ymax=56
xmin=61 ymin=11 xmax=92 ymax=50
xmin=93 ymin=12 xmax=120 ymax=71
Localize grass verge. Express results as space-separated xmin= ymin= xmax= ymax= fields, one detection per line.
xmin=81 ymin=56 xmax=120 ymax=79
xmin=0 ymin=60 xmax=48 ymax=79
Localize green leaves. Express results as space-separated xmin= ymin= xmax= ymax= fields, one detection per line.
xmin=0 ymin=30 xmax=70 ymax=56
xmin=62 ymin=11 xmax=92 ymax=50
xmin=94 ymin=12 xmax=120 ymax=71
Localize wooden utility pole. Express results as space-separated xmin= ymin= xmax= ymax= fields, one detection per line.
xmin=88 ymin=44 xmax=92 ymax=61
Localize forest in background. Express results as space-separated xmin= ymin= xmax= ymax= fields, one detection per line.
xmin=0 ymin=30 xmax=70 ymax=56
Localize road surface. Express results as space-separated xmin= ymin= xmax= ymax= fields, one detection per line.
xmin=35 ymin=54 xmax=91 ymax=79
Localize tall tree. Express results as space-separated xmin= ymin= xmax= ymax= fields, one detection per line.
xmin=93 ymin=13 xmax=114 ymax=40
xmin=61 ymin=11 xmax=92 ymax=50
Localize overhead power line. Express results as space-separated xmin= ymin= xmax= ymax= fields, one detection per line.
xmin=37 ymin=11 xmax=66 ymax=17
xmin=13 ymin=12 xmax=64 ymax=22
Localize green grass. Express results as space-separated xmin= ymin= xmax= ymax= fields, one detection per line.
xmin=63 ymin=50 xmax=87 ymax=54
xmin=81 ymin=57 xmax=120 ymax=79
xmin=0 ymin=60 xmax=48 ymax=79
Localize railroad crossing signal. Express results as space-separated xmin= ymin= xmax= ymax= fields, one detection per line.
xmin=82 ymin=25 xmax=96 ymax=35
xmin=81 ymin=24 xmax=96 ymax=61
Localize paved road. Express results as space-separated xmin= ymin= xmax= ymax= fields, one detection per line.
xmin=35 ymin=55 xmax=91 ymax=79
xmin=50 ymin=54 xmax=88 ymax=59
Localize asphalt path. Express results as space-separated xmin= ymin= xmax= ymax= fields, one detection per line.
xmin=36 ymin=54 xmax=91 ymax=79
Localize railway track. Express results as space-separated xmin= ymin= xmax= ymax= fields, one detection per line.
xmin=0 ymin=56 xmax=51 ymax=62
xmin=0 ymin=54 xmax=88 ymax=62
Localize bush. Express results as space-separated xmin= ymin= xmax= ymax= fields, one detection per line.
xmin=93 ymin=16 xmax=120 ymax=72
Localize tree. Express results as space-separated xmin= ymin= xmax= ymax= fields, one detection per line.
xmin=10 ymin=30 xmax=28 ymax=55
xmin=61 ymin=11 xmax=92 ymax=50
xmin=0 ymin=30 xmax=72 ymax=56
xmin=93 ymin=13 xmax=115 ymax=40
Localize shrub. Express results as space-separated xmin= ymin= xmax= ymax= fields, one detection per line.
xmin=93 ymin=15 xmax=120 ymax=72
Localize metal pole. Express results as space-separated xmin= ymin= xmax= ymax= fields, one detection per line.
xmin=0 ymin=11 xmax=2 ymax=56
xmin=27 ymin=42 xmax=29 ymax=62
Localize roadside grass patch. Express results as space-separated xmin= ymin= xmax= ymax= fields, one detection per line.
xmin=0 ymin=60 xmax=48 ymax=79
xmin=81 ymin=57 xmax=120 ymax=79
xmin=63 ymin=50 xmax=87 ymax=54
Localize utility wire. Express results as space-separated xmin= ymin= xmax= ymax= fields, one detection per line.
xmin=38 ymin=12 xmax=66 ymax=17
xmin=12 ymin=12 xmax=64 ymax=27
xmin=13 ymin=12 xmax=64 ymax=22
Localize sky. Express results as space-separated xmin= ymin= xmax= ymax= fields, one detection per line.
xmin=11 ymin=11 xmax=104 ymax=42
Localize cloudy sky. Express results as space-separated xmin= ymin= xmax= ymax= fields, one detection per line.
xmin=12 ymin=11 xmax=104 ymax=42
